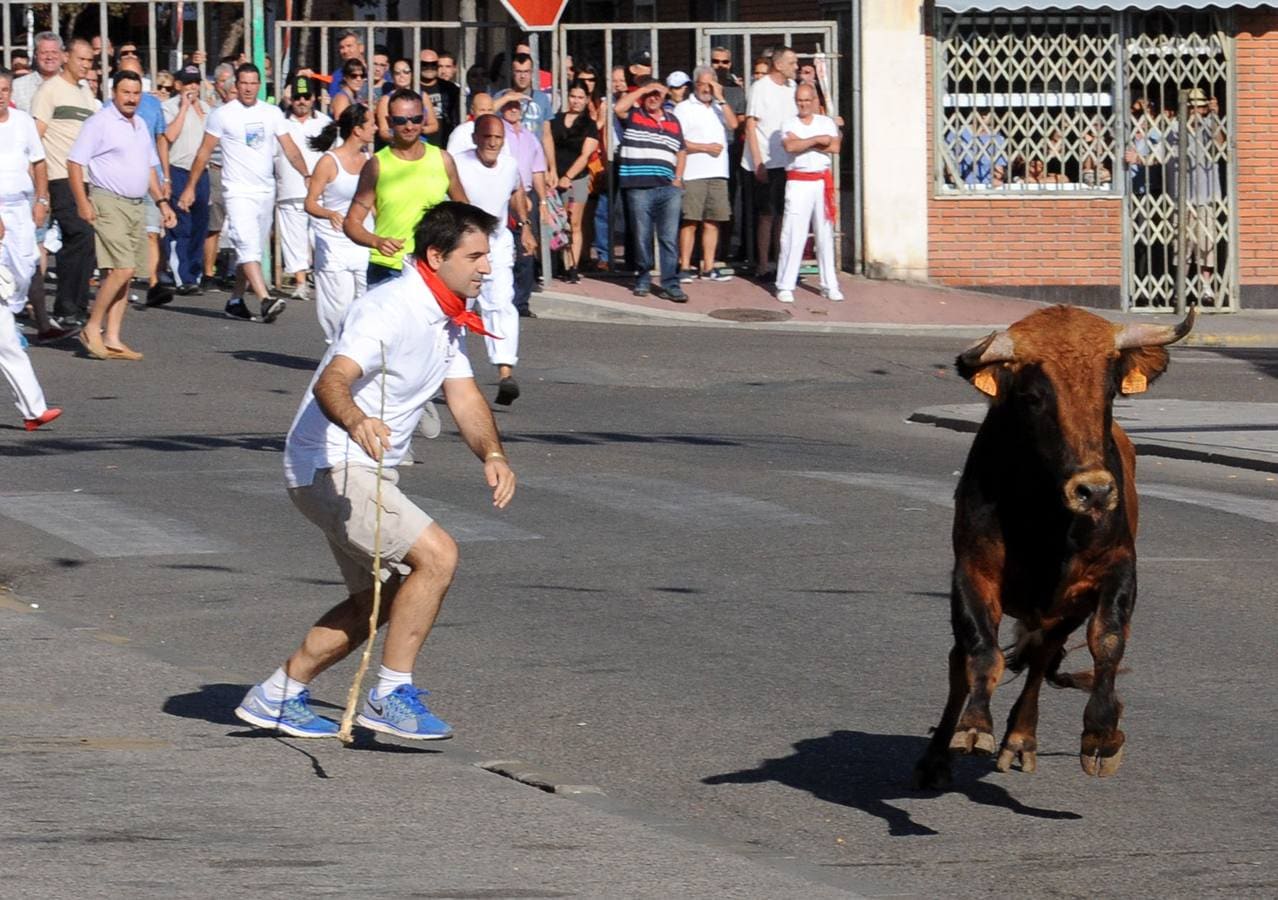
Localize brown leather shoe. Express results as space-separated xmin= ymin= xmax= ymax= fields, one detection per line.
xmin=77 ymin=328 xmax=109 ymax=360
xmin=104 ymin=344 xmax=144 ymax=361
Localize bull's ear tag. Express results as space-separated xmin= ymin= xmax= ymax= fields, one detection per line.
xmin=972 ymin=369 xmax=999 ymax=397
xmin=1121 ymin=371 xmax=1148 ymax=394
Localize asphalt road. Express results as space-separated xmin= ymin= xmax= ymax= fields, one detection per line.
xmin=3 ymin=294 xmax=1276 ymax=897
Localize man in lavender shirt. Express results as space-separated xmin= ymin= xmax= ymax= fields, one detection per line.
xmin=497 ymin=92 xmax=547 ymax=317
xmin=67 ymin=71 xmax=177 ymax=361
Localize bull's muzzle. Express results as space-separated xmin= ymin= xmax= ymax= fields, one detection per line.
xmin=1064 ymin=470 xmax=1118 ymax=515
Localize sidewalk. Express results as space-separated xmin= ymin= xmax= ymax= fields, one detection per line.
xmin=532 ymin=268 xmax=1278 ymax=346
xmin=0 ymin=596 xmax=872 ymax=899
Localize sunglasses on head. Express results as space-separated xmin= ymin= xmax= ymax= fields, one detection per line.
xmin=390 ymin=114 xmax=424 ymax=125
xmin=120 ymin=49 xmax=139 ymax=58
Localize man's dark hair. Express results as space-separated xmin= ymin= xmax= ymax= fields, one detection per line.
xmin=633 ymin=75 xmax=657 ymax=90
xmin=111 ymin=69 xmax=142 ymax=89
xmin=386 ymin=87 xmax=422 ymax=109
xmin=337 ymin=29 xmax=359 ymax=44
xmin=234 ymin=62 xmax=260 ymax=80
xmin=438 ymin=51 xmax=456 ymax=63
xmin=374 ymin=44 xmax=388 ymax=57
xmin=414 ymin=202 xmax=499 ymax=261
xmin=511 ymin=52 xmax=533 ymax=68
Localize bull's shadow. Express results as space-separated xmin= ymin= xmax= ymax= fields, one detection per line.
xmin=702 ymin=730 xmax=1081 ymax=836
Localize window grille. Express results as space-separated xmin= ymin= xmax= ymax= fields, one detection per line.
xmin=934 ymin=12 xmax=1121 ymax=195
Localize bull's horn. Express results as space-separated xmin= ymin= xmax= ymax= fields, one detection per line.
xmin=959 ymin=330 xmax=1016 ymax=366
xmin=1114 ymin=307 xmax=1197 ymax=350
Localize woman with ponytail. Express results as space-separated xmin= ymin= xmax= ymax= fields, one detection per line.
xmin=304 ymin=103 xmax=377 ymax=341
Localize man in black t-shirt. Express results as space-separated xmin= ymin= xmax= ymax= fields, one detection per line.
xmin=419 ymin=49 xmax=460 ymax=148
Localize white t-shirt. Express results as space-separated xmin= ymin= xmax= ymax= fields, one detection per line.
xmin=781 ymin=115 xmax=839 ymax=173
xmin=673 ymin=98 xmax=729 ymax=182
xmin=451 ymin=149 xmax=520 ymax=224
xmin=162 ymin=95 xmax=212 ymax=169
xmin=0 ymin=110 xmax=46 ymax=197
xmin=275 ymin=112 xmax=331 ymax=201
xmin=742 ymin=76 xmax=797 ymax=170
xmin=206 ymin=99 xmax=287 ymax=196
xmin=283 ymin=261 xmax=475 ymax=488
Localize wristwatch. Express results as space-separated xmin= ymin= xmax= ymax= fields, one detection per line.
xmin=35 ymin=197 xmax=50 ymax=206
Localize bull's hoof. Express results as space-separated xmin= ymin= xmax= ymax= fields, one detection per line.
xmin=1080 ymin=745 xmax=1124 ymax=777
xmin=912 ymin=755 xmax=952 ymax=791
xmin=996 ymin=748 xmax=1038 ymax=774
xmin=949 ymin=728 xmax=996 ymax=755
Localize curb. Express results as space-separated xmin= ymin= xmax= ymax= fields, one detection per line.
xmin=532 ymin=290 xmax=1278 ymax=345
xmin=907 ymin=410 xmax=1278 ymax=474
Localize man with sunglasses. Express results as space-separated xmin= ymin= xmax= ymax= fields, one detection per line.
xmin=344 ymin=89 xmax=468 ymax=287
xmin=275 ymin=76 xmax=331 ymax=301
xmin=178 ymin=63 xmax=311 ymax=322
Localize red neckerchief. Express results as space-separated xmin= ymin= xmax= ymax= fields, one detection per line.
xmin=414 ymin=257 xmax=500 ymax=338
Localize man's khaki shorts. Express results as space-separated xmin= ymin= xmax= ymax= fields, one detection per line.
xmin=681 ymin=177 xmax=730 ymax=222
xmin=91 ymin=188 xmax=148 ymax=271
xmin=288 ymin=464 xmax=434 ymax=594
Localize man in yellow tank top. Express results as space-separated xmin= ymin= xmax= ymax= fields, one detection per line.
xmin=344 ymin=89 xmax=467 ymax=286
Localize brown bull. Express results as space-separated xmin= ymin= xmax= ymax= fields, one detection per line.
xmin=913 ymin=304 xmax=1195 ymax=790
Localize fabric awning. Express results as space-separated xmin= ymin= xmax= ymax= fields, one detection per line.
xmin=935 ymin=1 xmax=1273 ymax=10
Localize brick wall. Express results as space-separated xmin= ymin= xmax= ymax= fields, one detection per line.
xmin=1235 ymin=12 xmax=1278 ymax=298
xmin=924 ymin=34 xmax=1124 ymax=303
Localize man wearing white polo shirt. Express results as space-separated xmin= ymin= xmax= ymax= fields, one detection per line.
xmin=234 ymin=201 xmax=516 ymax=741
xmin=178 ymin=63 xmax=311 ymax=323
xmin=674 ymin=66 xmax=739 ymax=283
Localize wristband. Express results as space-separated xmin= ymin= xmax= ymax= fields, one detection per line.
xmin=485 ymin=451 xmax=507 ymax=462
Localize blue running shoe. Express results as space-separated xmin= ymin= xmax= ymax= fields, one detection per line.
xmin=356 ymin=685 xmax=453 ymax=740
xmin=234 ymin=684 xmax=339 ymax=738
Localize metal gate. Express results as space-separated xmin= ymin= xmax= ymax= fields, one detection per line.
xmin=1122 ymin=9 xmax=1235 ymax=311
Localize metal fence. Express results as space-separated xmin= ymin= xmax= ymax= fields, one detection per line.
xmin=933 ymin=7 xmax=1236 ymax=312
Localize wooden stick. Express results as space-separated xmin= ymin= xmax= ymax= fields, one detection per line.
xmin=337 ymin=341 xmax=388 ymax=744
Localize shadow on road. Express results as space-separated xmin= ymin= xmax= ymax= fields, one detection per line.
xmin=221 ymin=349 xmax=320 ymax=371
xmin=0 ymin=432 xmax=286 ymax=457
xmin=702 ymin=729 xmax=1082 ymax=836
xmin=163 ymin=682 xmax=248 ymax=726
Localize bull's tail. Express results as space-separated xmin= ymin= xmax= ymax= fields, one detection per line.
xmin=1002 ymin=621 xmax=1040 ymax=674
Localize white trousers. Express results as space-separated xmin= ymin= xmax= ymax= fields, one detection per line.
xmin=775 ymin=178 xmax=837 ymax=293
xmin=225 ymin=191 xmax=275 ymax=267
xmin=0 ymin=306 xmax=48 ymax=421
xmin=275 ymin=198 xmax=312 ymax=274
xmin=1 ymin=201 xmax=38 ymax=312
xmin=314 ymin=267 xmax=367 ymax=344
xmin=478 ymin=231 xmax=518 ymax=367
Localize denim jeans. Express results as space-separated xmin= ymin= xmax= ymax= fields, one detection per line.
xmin=625 ymin=184 xmax=682 ymax=292
xmin=164 ymin=167 xmax=209 ymax=286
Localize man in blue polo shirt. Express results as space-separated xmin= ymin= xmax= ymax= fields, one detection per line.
xmin=614 ymin=76 xmax=687 ymax=302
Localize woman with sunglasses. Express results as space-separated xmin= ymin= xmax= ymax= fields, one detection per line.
xmin=330 ymin=58 xmax=367 ymax=120
xmin=304 ymin=102 xmax=377 ymax=342
xmin=543 ymin=79 xmax=599 ymax=283
xmin=153 ymin=71 xmax=175 ymax=99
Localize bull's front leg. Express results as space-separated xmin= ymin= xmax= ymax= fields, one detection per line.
xmin=914 ymin=566 xmax=1002 ymax=789
xmin=1080 ymin=563 xmax=1137 ymax=777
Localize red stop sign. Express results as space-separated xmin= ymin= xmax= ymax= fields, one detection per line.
xmin=498 ymin=0 xmax=569 ymax=30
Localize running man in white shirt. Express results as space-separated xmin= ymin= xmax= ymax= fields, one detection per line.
xmin=178 ymin=63 xmax=311 ymax=323
xmin=775 ymin=83 xmax=842 ymax=304
xmin=0 ymin=72 xmax=61 ymax=431
xmin=451 ymin=114 xmax=535 ymax=406
xmin=275 ymin=76 xmax=331 ymax=300
xmin=234 ymin=201 xmax=516 ymax=740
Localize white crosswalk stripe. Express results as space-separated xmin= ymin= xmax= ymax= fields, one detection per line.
xmin=0 ymin=493 xmax=233 ymax=557
xmin=521 ymin=474 xmax=826 ymax=527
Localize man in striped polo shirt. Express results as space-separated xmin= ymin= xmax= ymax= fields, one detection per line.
xmin=614 ymin=76 xmax=688 ymax=302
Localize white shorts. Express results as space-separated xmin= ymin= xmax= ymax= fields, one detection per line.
xmin=225 ymin=191 xmax=275 ymax=267
xmin=276 ymin=198 xmax=312 ymax=273
xmin=314 ymin=267 xmax=367 ymax=344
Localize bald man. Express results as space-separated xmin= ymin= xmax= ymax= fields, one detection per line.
xmin=446 ymin=92 xmax=507 ymax=157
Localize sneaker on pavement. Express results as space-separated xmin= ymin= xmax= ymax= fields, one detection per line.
xmin=678 ymin=268 xmax=697 ymax=283
xmin=495 ymin=376 xmax=521 ymax=406
xmin=776 ymin=289 xmax=795 ymax=303
xmin=655 ymin=286 xmax=689 ymax=303
xmin=260 ymin=294 xmax=287 ymax=323
xmin=703 ymin=268 xmax=734 ymax=282
xmin=356 ymin=685 xmax=453 ymax=740
xmin=417 ymin=400 xmax=442 ymax=439
xmin=234 ymin=685 xmax=339 ymax=738
xmin=824 ymin=288 xmax=845 ymax=302
xmin=24 ymin=408 xmax=63 ymax=431
xmin=225 ymin=297 xmax=253 ymax=320
xmin=291 ymin=283 xmax=311 ymax=301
